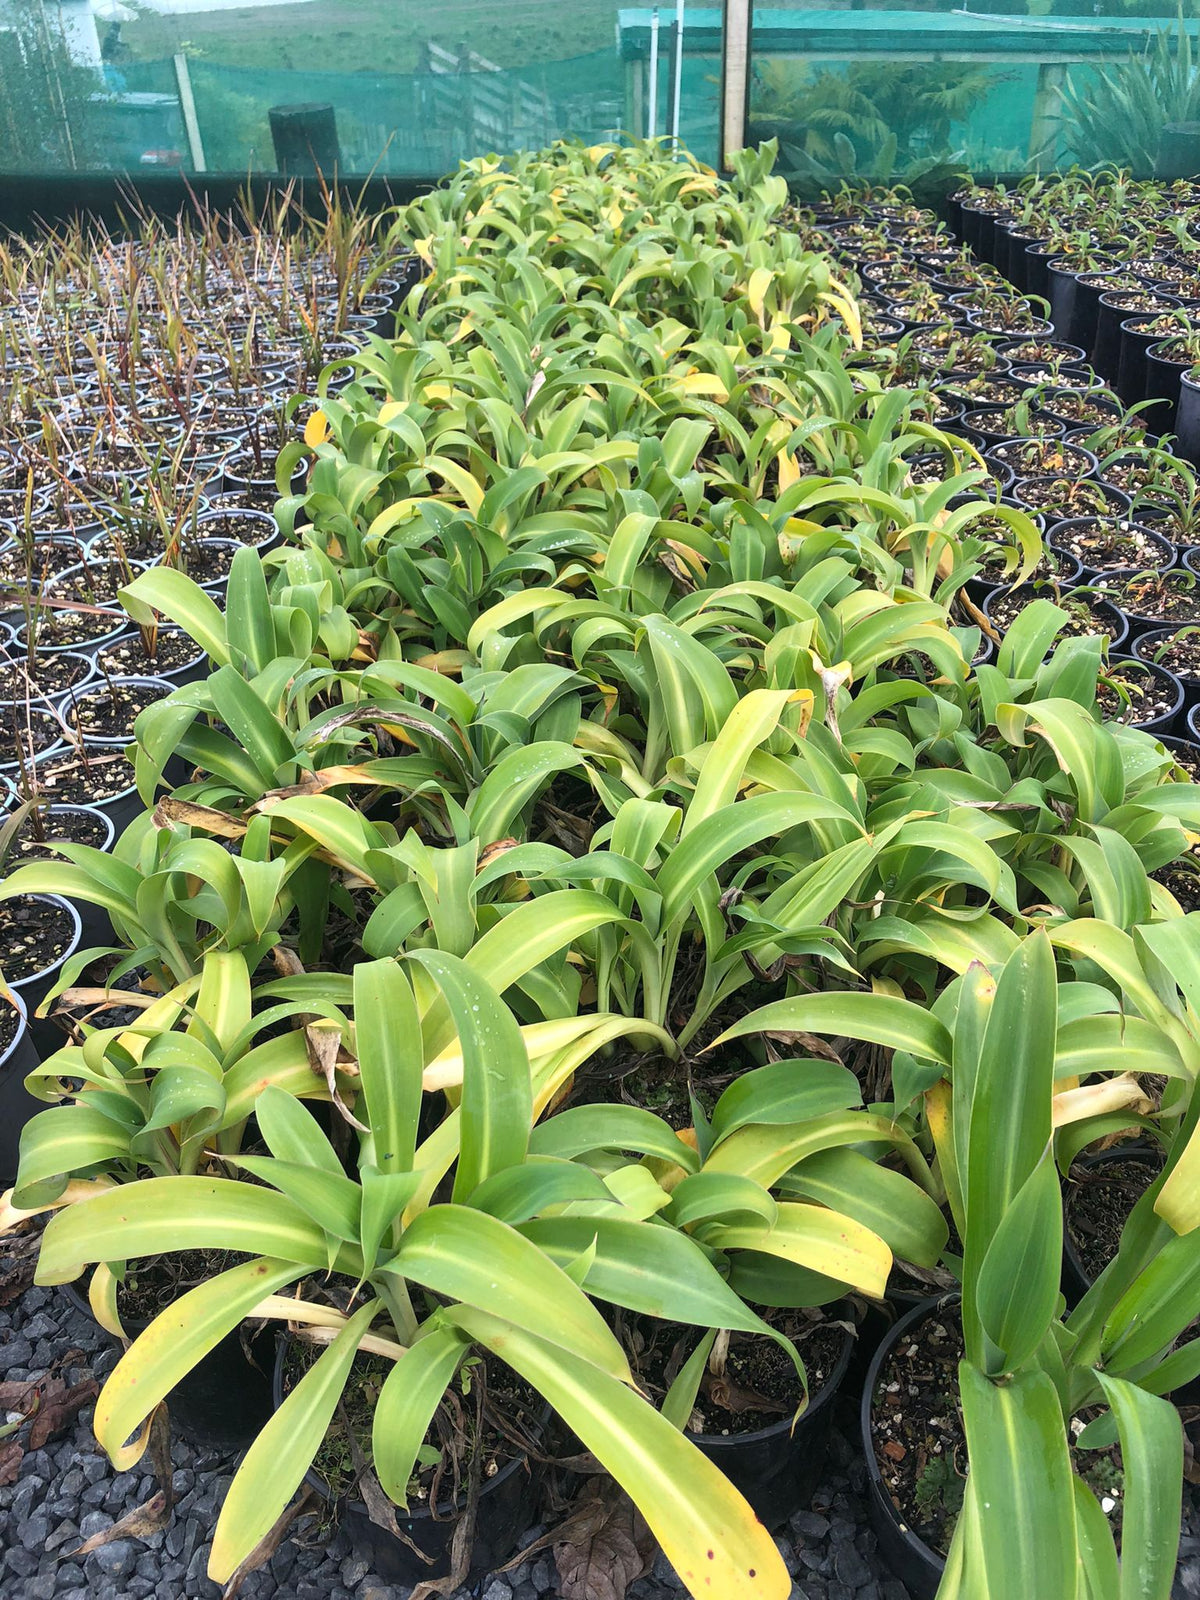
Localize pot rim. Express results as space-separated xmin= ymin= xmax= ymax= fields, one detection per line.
xmin=3 ymin=891 xmax=83 ymax=993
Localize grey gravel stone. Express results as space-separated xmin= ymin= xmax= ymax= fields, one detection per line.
xmin=88 ymin=1540 xmax=137 ymax=1581
xmin=341 ymin=1552 xmax=370 ymax=1585
xmin=6 ymin=1546 xmax=38 ymax=1577
xmin=834 ymin=1543 xmax=873 ymax=1587
xmin=20 ymin=1510 xmax=49 ymax=1550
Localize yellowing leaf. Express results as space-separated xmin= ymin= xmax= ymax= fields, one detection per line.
xmin=303 ymin=409 xmax=329 ymax=448
xmin=680 ymin=372 xmax=729 ymax=400
xmin=746 ymin=267 xmax=773 ymax=319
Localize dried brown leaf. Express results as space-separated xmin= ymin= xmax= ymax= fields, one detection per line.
xmin=554 ymin=1479 xmax=654 ymax=1600
xmin=152 ymin=796 xmax=248 ymax=838
xmin=71 ymin=1491 xmax=169 ymax=1556
xmin=28 ymin=1379 xmax=98 ymax=1449
xmin=305 ymin=1021 xmax=366 ymax=1132
xmin=0 ymin=1379 xmax=38 ymax=1412
xmin=706 ymin=1376 xmax=788 ymax=1418
xmin=0 ymin=1439 xmax=22 ymax=1485
xmin=477 ymin=837 xmax=521 ymax=871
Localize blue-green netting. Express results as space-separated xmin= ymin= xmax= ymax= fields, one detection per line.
xmin=2 ymin=1 xmax=1198 ymax=181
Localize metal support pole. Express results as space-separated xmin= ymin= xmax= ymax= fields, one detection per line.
xmin=173 ymin=52 xmax=207 ymax=173
xmin=669 ymin=0 xmax=685 ymax=152
xmin=647 ymin=9 xmax=660 ymax=139
xmin=720 ymin=0 xmax=753 ymax=170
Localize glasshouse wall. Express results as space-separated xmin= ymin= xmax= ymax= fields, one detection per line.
xmin=743 ymin=2 xmax=1200 ymax=187
xmin=0 ymin=0 xmax=716 ymax=179
xmin=2 ymin=0 xmax=1200 ymax=187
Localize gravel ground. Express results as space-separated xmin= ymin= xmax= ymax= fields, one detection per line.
xmin=1 ymin=1237 xmax=1198 ymax=1600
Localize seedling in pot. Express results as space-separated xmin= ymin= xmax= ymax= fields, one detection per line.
xmin=1052 ymin=517 xmax=1173 ymax=573
xmin=1099 ymin=566 xmax=1200 ymax=625
xmin=1093 ymin=658 xmax=1179 ymax=728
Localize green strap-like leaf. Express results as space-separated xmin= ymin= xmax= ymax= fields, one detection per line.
xmin=407 ymin=950 xmax=530 ymax=1201
xmin=974 ymin=1151 xmax=1063 ymax=1376
xmin=779 ymin=1147 xmax=947 ymax=1269
xmin=713 ymin=989 xmax=952 ymax=1064
xmin=529 ymin=1103 xmax=700 ymax=1170
xmin=964 ymin=932 xmax=1057 ymax=1358
xmin=13 ymin=1106 xmax=134 ymax=1210
xmin=1095 ymin=1373 xmax=1182 ymax=1600
xmin=387 ymin=1203 xmax=629 ymax=1380
xmin=446 ymin=1306 xmax=790 ymax=1600
xmin=119 ymin=568 xmax=231 ymax=665
xmin=36 ymin=1177 xmax=351 ymax=1283
xmin=516 ymin=1213 xmax=782 ymax=1336
xmin=95 ymin=1257 xmax=300 ymax=1469
xmin=708 ymin=1059 xmax=862 ymax=1143
xmin=703 ymin=1201 xmax=892 ymax=1300
xmin=255 ymin=1083 xmax=344 ymax=1174
xmin=353 ymin=959 xmax=422 ymax=1174
xmin=208 ymin=1297 xmax=380 ymax=1582
xmin=468 ymin=1156 xmax=616 ymax=1222
xmin=958 ymin=1361 xmax=1078 ymax=1600
xmin=372 ymin=1323 xmax=471 ymax=1506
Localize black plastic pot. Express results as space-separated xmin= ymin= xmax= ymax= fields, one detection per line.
xmin=954 ymin=406 xmax=1030 ymax=450
xmin=31 ymin=759 xmax=146 ymax=840
xmin=0 ymin=649 xmax=96 ymax=712
xmin=1049 ymin=518 xmax=1176 ymax=580
xmin=0 ymin=993 xmax=40 ymax=1187
xmin=860 ymin=1295 xmax=953 ymax=1600
xmin=1061 ymin=1145 xmax=1162 ymax=1308
xmin=1144 ymin=341 xmax=1189 ymax=433
xmin=272 ymin=1336 xmax=542 ymax=1585
xmin=221 ymin=455 xmax=308 ymax=500
xmin=1034 ymin=389 xmax=1127 ymax=435
xmin=6 ymin=893 xmax=83 ymax=1059
xmin=1186 ymin=702 xmax=1200 ymax=743
xmin=1005 ymin=231 xmax=1048 ymax=292
xmin=1093 ymin=292 xmax=1179 ymax=381
xmin=1130 ymin=630 xmax=1200 ymax=707
xmin=1011 ymin=475 xmax=1130 ymax=524
xmin=994 ymin=336 xmax=1087 ymax=367
xmin=1047 ymin=265 xmax=1114 ymax=351
xmin=981 ymin=582 xmax=1130 ymax=653
xmin=1024 ymin=241 xmax=1059 ymax=301
xmin=693 ymin=1318 xmax=855 ymax=1530
xmin=1096 ymin=566 xmax=1200 ymax=638
xmin=965 ymin=309 xmax=1053 ymax=339
xmin=66 ymin=674 xmax=174 ymax=748
xmin=9 ymin=804 xmax=116 ymax=956
xmin=1118 ymin=315 xmax=1173 ymax=407
xmin=96 ymin=628 xmax=208 ymax=689
xmin=957 ymin=201 xmax=985 ymax=253
xmin=196 ymin=506 xmax=280 ymax=553
xmin=1100 ymin=654 xmax=1185 ymax=735
xmin=1007 ymin=359 xmax=1096 ymax=389
xmin=65 ymin=1278 xmax=274 ymax=1448
xmin=985 ymin=441 xmax=1095 ymax=481
xmin=1175 ymin=370 xmax=1200 ymax=467
xmin=11 ymin=609 xmax=133 ymax=662
xmin=971 ymin=544 xmax=1082 ymax=595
